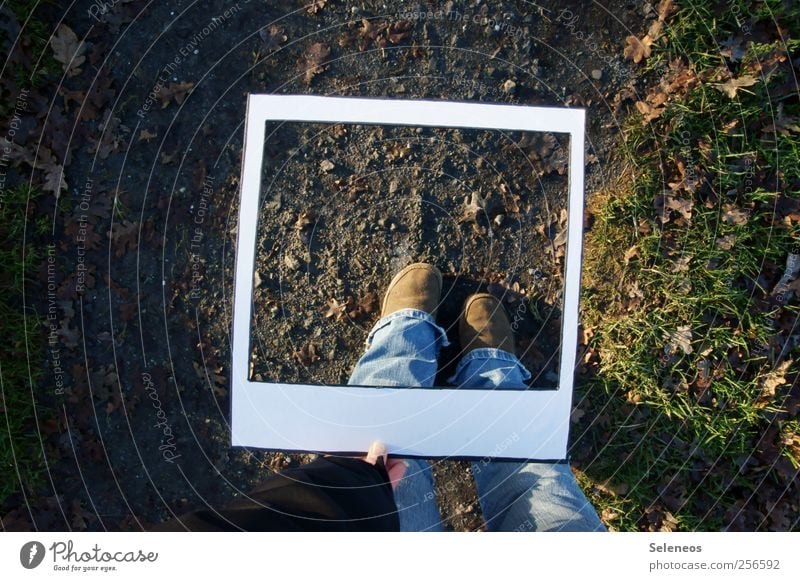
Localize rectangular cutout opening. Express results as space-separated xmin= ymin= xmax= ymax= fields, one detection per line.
xmin=232 ymin=96 xmax=585 ymax=460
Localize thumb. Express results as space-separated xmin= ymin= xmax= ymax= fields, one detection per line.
xmin=364 ymin=441 xmax=388 ymax=466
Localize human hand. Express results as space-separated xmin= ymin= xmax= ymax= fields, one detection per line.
xmin=363 ymin=441 xmax=407 ymax=489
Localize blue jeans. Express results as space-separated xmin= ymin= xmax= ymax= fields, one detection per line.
xmin=348 ymin=308 xmax=606 ymax=532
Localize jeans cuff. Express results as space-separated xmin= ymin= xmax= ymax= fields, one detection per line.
xmin=365 ymin=308 xmax=451 ymax=349
xmin=447 ymin=348 xmax=532 ymax=384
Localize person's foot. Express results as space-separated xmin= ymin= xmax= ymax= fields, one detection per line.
xmin=381 ymin=263 xmax=443 ymax=317
xmin=459 ymin=293 xmax=515 ymax=353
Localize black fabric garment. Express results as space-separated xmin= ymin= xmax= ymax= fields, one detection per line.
xmin=151 ymin=456 xmax=400 ymax=531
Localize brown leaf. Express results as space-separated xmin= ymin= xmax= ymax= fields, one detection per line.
xmin=360 ymin=18 xmax=388 ymax=41
xmin=41 ymin=163 xmax=67 ymax=195
xmin=657 ymin=0 xmax=677 ymax=21
xmin=138 ymin=128 xmax=157 ymax=142
xmin=71 ymin=499 xmax=94 ymax=531
xmin=306 ymin=0 xmax=326 ymax=15
xmin=304 ymin=42 xmax=331 ymax=84
xmin=648 ymin=20 xmax=664 ymax=39
xmin=292 ymin=343 xmax=320 ymax=365
xmin=386 ymin=20 xmax=413 ymax=44
xmin=654 ymin=192 xmax=693 ymax=223
xmin=498 ymin=183 xmax=520 ymax=214
xmin=623 ymin=35 xmax=654 ymax=64
xmin=293 ymin=209 xmax=318 ymax=231
xmin=357 ymin=291 xmax=378 ymax=316
xmin=158 ymin=82 xmax=194 ymax=108
xmin=623 ymin=245 xmax=640 ymax=265
xmin=160 ymin=150 xmax=178 ymax=165
xmin=756 ymin=359 xmax=792 ymax=407
xmin=715 ymin=234 xmax=736 ymax=249
xmin=57 ymin=319 xmax=80 ymax=348
xmin=109 ymin=220 xmax=138 ymax=257
xmin=321 ymin=298 xmax=348 ymax=321
xmin=50 ymin=24 xmax=86 ymax=76
xmin=720 ymin=35 xmax=748 ymax=62
xmin=636 ymin=100 xmax=665 ymax=123
xmin=714 ymin=75 xmax=757 ymax=99
xmin=518 ymin=132 xmax=567 ymax=175
xmin=762 ymin=103 xmax=800 ymax=137
xmin=665 ymin=325 xmax=693 ymax=355
xmin=259 ymin=25 xmax=287 ymax=51
xmin=721 ymin=204 xmax=749 ymax=225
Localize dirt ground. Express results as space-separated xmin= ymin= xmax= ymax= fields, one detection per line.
xmin=4 ymin=0 xmax=652 ymax=531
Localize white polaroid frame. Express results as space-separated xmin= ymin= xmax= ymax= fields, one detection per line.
xmin=231 ymin=95 xmax=585 ymax=460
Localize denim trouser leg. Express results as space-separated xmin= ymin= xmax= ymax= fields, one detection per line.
xmin=348 ymin=309 xmax=447 ymax=531
xmin=449 ymin=349 xmax=607 ymax=532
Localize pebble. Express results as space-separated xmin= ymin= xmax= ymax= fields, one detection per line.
xmin=320 ymin=159 xmax=335 ymax=172
xmin=502 ymin=79 xmax=516 ymax=93
xmin=284 ymin=254 xmax=300 ymax=270
xmin=591 ymin=69 xmax=603 ymax=80
xmin=254 ymin=271 xmax=263 ymax=288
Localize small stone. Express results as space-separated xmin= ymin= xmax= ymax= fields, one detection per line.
xmin=493 ymin=214 xmax=505 ymax=227
xmin=502 ymin=79 xmax=516 ymax=93
xmin=320 ymin=159 xmax=335 ymax=172
xmin=591 ymin=69 xmax=602 ymax=80
xmin=388 ymin=179 xmax=399 ymax=194
xmin=254 ymin=271 xmax=263 ymax=288
xmin=284 ymin=254 xmax=300 ymax=270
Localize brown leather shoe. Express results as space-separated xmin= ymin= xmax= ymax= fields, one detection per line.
xmin=381 ymin=263 xmax=443 ymax=317
xmin=459 ymin=293 xmax=515 ymax=352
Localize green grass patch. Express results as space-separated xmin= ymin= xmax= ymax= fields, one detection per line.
xmin=0 ymin=184 xmax=46 ymax=507
xmin=574 ymin=0 xmax=800 ymax=531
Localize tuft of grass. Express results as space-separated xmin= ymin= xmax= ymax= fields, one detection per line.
xmin=574 ymin=0 xmax=800 ymax=530
xmin=0 ymin=184 xmax=45 ymax=507
xmin=2 ymin=0 xmax=62 ymax=91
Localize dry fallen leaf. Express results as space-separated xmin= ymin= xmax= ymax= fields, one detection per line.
xmin=138 ymin=128 xmax=157 ymax=142
xmin=109 ymin=220 xmax=138 ymax=257
xmin=306 ymin=0 xmax=326 ymax=15
xmin=714 ymin=75 xmax=757 ymax=99
xmin=721 ymin=204 xmax=749 ymax=225
xmin=623 ymin=34 xmax=654 ymax=64
xmin=41 ymin=163 xmax=67 ymax=195
xmin=715 ymin=234 xmax=736 ymax=250
xmin=763 ymin=103 xmax=800 ymax=137
xmin=293 ymin=209 xmax=317 ymax=231
xmin=357 ymin=291 xmax=378 ymax=316
xmin=636 ymin=100 xmax=665 ymax=123
xmin=160 ymin=150 xmax=178 ymax=165
xmin=657 ymin=0 xmax=677 ymax=21
xmin=654 ymin=192 xmax=694 ymax=223
xmin=756 ymin=359 xmax=792 ymax=406
xmin=665 ymin=325 xmax=693 ymax=355
xmin=304 ymin=42 xmax=331 ymax=84
xmin=321 ymin=298 xmax=348 ymax=321
xmin=623 ymin=245 xmax=640 ymax=266
xmin=720 ymin=35 xmax=748 ymax=62
xmin=50 ymin=24 xmax=86 ymax=76
xmin=259 ymin=25 xmax=287 ymax=51
xmin=158 ymin=81 xmax=194 ymax=108
xmin=292 ymin=343 xmax=320 ymax=365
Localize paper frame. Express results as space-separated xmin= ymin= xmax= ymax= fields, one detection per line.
xmin=231 ymin=95 xmax=585 ymax=460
